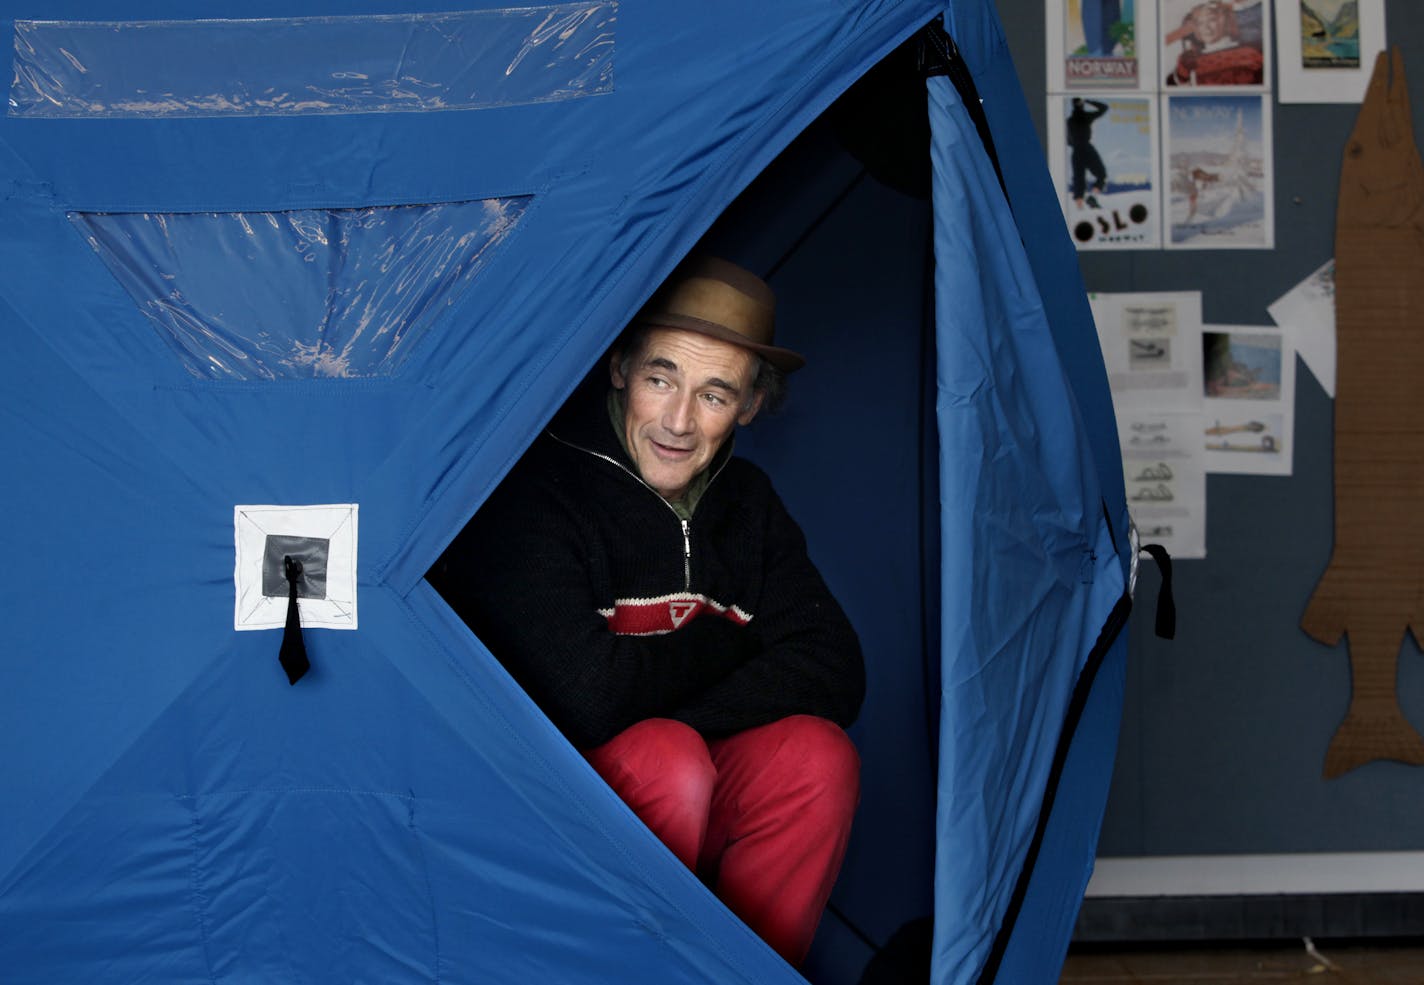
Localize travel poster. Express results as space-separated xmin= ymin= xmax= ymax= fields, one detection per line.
xmin=1048 ymin=94 xmax=1161 ymax=249
xmin=1047 ymin=0 xmax=1157 ymax=91
xmin=1277 ymin=0 xmax=1387 ymax=103
xmin=1159 ymin=0 xmax=1270 ymax=90
xmin=1164 ymin=93 xmax=1274 ymax=249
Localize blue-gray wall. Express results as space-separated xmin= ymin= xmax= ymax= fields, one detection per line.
xmin=998 ymin=0 xmax=1424 ymax=858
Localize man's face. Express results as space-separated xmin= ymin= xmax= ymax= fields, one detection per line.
xmin=1193 ymin=3 xmax=1228 ymax=44
xmin=610 ymin=327 xmax=762 ymax=501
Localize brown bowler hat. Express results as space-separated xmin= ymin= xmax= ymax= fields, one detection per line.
xmin=633 ymin=255 xmax=806 ymax=372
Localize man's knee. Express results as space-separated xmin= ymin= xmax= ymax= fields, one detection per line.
xmin=725 ymin=715 xmax=860 ymax=811
xmin=585 ymin=719 xmax=715 ymax=869
xmin=777 ymin=715 xmax=860 ymax=802
xmin=588 ymin=718 xmax=716 ymax=806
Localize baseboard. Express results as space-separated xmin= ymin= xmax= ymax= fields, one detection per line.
xmin=1073 ymin=892 xmax=1424 ymax=942
xmin=1086 ymin=852 xmax=1424 ymax=897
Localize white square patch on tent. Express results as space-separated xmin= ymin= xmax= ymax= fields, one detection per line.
xmin=234 ymin=504 xmax=358 ymax=631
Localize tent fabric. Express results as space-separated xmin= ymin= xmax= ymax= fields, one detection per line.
xmin=937 ymin=6 xmax=1134 ymax=981
xmin=925 ymin=67 xmax=1126 ymax=981
xmin=0 ymin=3 xmax=1129 ymax=983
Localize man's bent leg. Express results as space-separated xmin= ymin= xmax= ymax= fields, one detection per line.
xmin=702 ymin=715 xmax=860 ymax=965
xmin=584 ymin=718 xmax=716 ymax=870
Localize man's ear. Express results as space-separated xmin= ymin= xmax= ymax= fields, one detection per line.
xmin=737 ymin=390 xmax=764 ymax=427
xmin=609 ymin=350 xmax=627 ymax=390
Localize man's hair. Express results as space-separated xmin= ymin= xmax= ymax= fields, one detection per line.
xmin=613 ymin=325 xmax=788 ymax=414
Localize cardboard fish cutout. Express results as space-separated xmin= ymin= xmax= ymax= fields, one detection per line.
xmin=1302 ymin=48 xmax=1424 ymax=778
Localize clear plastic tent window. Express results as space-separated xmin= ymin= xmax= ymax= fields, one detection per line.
xmin=10 ymin=5 xmax=615 ymax=119
xmin=71 ymin=199 xmax=531 ymax=380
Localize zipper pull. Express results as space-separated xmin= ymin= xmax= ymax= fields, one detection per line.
xmin=680 ymin=518 xmax=692 ymax=590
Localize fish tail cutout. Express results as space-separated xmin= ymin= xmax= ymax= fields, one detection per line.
xmin=1323 ymin=705 xmax=1424 ymax=779
xmin=1323 ymin=623 xmax=1424 ymax=778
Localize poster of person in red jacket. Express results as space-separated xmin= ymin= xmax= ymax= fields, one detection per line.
xmin=1161 ymin=0 xmax=1270 ymax=88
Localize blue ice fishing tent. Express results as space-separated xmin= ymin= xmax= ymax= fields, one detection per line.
xmin=0 ymin=2 xmax=1131 ymax=983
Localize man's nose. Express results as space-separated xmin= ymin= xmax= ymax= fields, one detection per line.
xmin=663 ymin=392 xmax=695 ymax=435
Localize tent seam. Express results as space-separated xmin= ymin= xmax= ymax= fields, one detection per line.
xmin=183 ymin=796 xmax=221 ymax=985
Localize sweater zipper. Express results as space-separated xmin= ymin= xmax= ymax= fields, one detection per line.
xmin=679 ymin=519 xmax=691 ymax=588
xmin=548 ymin=431 xmax=732 ymax=592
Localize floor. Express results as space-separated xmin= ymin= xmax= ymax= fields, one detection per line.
xmin=1059 ymin=941 xmax=1424 ymax=984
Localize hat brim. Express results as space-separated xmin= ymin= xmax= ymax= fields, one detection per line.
xmin=632 ymin=313 xmax=807 ymax=373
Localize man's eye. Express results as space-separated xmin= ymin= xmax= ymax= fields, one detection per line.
xmin=702 ymin=392 xmax=727 ymax=406
xmin=648 ymin=376 xmax=670 ymax=389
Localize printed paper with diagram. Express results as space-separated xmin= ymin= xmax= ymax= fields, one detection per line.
xmin=1091 ymin=290 xmax=1205 ymax=412
xmin=1201 ymin=324 xmax=1297 ymax=475
xmin=1267 ymin=258 xmax=1335 ymax=397
xmin=1119 ymin=411 xmax=1207 ymax=559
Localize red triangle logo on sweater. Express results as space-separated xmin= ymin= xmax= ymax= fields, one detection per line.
xmin=668 ymin=599 xmax=698 ymax=628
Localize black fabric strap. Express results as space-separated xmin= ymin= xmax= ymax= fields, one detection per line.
xmin=1139 ymin=543 xmax=1176 ymax=640
xmin=919 ymin=19 xmax=1009 ymax=204
xmin=279 ymin=555 xmax=310 ymax=685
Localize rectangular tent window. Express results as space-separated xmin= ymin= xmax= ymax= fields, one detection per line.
xmin=72 ymin=198 xmax=531 ymax=380
xmin=11 ymin=5 xmax=615 ymax=119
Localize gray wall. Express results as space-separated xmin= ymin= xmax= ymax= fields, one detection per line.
xmin=995 ymin=0 xmax=1424 ymax=859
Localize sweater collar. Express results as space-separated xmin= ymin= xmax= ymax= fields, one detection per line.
xmin=547 ymin=379 xmax=734 ymax=517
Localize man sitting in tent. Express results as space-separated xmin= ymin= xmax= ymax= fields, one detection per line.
xmin=433 ymin=255 xmax=864 ymax=965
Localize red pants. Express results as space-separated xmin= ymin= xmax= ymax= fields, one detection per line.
xmin=584 ymin=715 xmax=859 ymax=965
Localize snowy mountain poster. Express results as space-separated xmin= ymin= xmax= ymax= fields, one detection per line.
xmin=1164 ymin=93 xmax=1274 ymax=249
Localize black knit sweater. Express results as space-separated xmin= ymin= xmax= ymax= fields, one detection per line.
xmin=431 ymin=382 xmax=865 ymax=749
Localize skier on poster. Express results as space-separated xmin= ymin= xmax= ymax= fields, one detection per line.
xmin=1067 ymin=97 xmax=1111 ymax=208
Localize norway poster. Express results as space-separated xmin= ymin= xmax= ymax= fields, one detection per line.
xmin=1164 ymin=93 xmax=1274 ymax=249
xmin=1047 ymin=0 xmax=1158 ymax=91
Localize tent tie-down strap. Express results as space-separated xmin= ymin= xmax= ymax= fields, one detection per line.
xmin=918 ymin=19 xmax=1007 ymax=203
xmin=280 ymin=555 xmax=311 ymax=685
xmin=1128 ymin=513 xmax=1177 ymax=640
xmin=1137 ymin=544 xmax=1176 ymax=640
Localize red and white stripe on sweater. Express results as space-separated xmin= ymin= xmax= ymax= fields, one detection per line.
xmin=598 ymin=593 xmax=753 ymax=636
